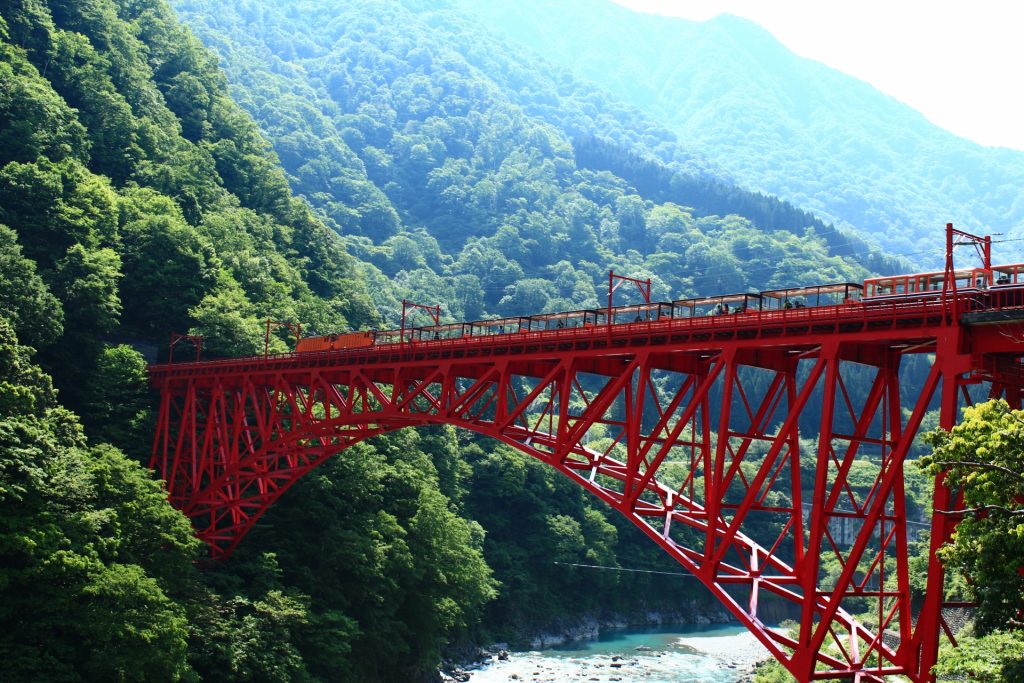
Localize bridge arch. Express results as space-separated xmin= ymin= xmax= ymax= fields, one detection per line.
xmin=152 ymin=301 xmax=1024 ymax=682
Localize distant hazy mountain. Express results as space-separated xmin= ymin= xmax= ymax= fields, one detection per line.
xmin=171 ymin=0 xmax=888 ymax=327
xmin=462 ymin=0 xmax=1024 ymax=262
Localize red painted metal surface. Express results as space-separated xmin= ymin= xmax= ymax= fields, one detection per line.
xmin=150 ymin=297 xmax=1024 ymax=681
xmin=150 ymin=229 xmax=1024 ymax=681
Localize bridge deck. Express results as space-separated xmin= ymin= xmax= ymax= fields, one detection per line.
xmin=148 ymin=291 xmax=1024 ymax=683
xmin=151 ymin=298 xmax=986 ymax=383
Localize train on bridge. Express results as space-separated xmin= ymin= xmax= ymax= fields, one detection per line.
xmin=295 ymin=259 xmax=1024 ymax=353
xmin=153 ymin=225 xmax=1024 ymax=682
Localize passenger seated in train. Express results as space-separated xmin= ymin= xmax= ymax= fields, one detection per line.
xmin=998 ymin=274 xmax=1011 ymax=284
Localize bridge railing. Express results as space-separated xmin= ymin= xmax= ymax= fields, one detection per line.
xmin=150 ymin=293 xmax=1003 ymax=376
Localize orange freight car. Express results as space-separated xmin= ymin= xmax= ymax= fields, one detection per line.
xmin=295 ymin=331 xmax=375 ymax=353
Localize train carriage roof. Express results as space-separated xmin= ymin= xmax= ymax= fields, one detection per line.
xmin=375 ymin=328 xmax=404 ymax=341
xmin=760 ymin=282 xmax=862 ymax=301
xmin=864 ymin=267 xmax=984 ymax=282
xmin=525 ymin=308 xmax=599 ymax=321
xmin=411 ymin=322 xmax=467 ymax=334
xmin=468 ymin=316 xmax=529 ymax=329
xmin=673 ymin=292 xmax=762 ymax=308
xmin=605 ymin=301 xmax=673 ymax=313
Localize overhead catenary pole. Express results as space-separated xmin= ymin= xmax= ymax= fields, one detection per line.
xmin=942 ymin=221 xmax=992 ymax=327
xmin=168 ymin=332 xmax=203 ymax=364
xmin=607 ymin=270 xmax=652 ymax=334
xmin=400 ymin=299 xmax=441 ymax=351
xmin=264 ymin=319 xmax=302 ymax=358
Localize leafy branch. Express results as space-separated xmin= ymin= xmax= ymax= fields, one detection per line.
xmin=935 ymin=505 xmax=1024 ymax=518
xmin=932 ymin=459 xmax=1024 ymax=486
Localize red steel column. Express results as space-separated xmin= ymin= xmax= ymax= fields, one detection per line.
xmin=794 ymin=341 xmax=840 ymax=680
xmin=704 ymin=347 xmax=738 ymax=572
xmin=913 ymin=330 xmax=971 ymax=681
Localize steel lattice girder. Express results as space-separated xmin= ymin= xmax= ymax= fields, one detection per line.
xmin=151 ymin=316 xmax=1020 ymax=682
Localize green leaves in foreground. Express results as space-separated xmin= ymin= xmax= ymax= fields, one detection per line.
xmin=922 ymin=400 xmax=1024 ymax=635
xmin=0 ymin=317 xmax=202 ymax=682
xmin=921 ymin=400 xmax=1024 ymax=680
xmin=933 ymin=630 xmax=1024 ymax=682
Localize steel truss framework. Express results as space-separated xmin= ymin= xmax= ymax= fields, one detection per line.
xmin=151 ymin=300 xmax=1024 ymax=682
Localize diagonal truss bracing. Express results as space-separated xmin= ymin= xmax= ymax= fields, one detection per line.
xmin=151 ymin=309 xmax=1024 ymax=682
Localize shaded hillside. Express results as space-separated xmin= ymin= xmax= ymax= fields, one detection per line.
xmin=0 ymin=1 xmax=497 ymax=680
xmin=172 ymin=0 xmax=893 ymax=331
xmin=572 ymin=135 xmax=894 ymax=275
xmin=463 ymin=0 xmax=1024 ymax=261
xmin=0 ymin=2 xmax=839 ymax=679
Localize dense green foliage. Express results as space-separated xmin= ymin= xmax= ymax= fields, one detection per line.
xmin=227 ymin=428 xmax=498 ymax=681
xmin=0 ymin=0 xmax=491 ymax=679
xmin=3 ymin=0 xmax=1010 ymax=679
xmin=922 ymin=401 xmax=1024 ymax=634
xmin=0 ymin=316 xmax=201 ymax=681
xmin=896 ymin=400 xmax=1024 ymax=681
xmin=171 ymin=0 xmax=884 ymax=331
xmin=753 ymin=658 xmax=795 ymax=683
xmin=0 ymin=0 xmax=379 ymax=405
xmin=933 ymin=630 xmax=1024 ymax=682
xmin=464 ymin=0 xmax=1024 ymax=260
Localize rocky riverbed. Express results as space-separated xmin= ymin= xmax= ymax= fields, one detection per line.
xmin=443 ymin=625 xmax=773 ymax=683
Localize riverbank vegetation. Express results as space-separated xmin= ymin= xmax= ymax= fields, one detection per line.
xmin=0 ymin=0 xmax=743 ymax=678
xmin=923 ymin=402 xmax=1024 ymax=681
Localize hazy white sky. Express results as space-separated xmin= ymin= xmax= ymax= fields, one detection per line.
xmin=611 ymin=1 xmax=1024 ymax=151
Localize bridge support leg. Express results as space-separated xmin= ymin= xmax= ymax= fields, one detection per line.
xmin=911 ymin=339 xmax=972 ymax=682
xmin=150 ymin=320 xmax=994 ymax=680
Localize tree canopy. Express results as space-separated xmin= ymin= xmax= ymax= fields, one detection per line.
xmin=922 ymin=401 xmax=1024 ymax=634
xmin=0 ymin=0 xmax=1004 ymax=679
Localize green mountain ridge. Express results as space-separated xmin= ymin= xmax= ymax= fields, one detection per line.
xmin=0 ymin=0 xmax=1009 ymax=680
xmin=171 ymin=0 xmax=883 ymax=332
xmin=3 ymin=1 xmax=833 ymax=679
xmin=462 ymin=0 xmax=1024 ymax=261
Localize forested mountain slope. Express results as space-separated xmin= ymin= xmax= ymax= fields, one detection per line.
xmin=0 ymin=1 xmax=499 ymax=679
xmin=1 ymin=1 xmax=848 ymax=679
xmin=463 ymin=0 xmax=1024 ymax=260
xmin=0 ymin=0 xmax=944 ymax=680
xmin=171 ymin=0 xmax=894 ymax=330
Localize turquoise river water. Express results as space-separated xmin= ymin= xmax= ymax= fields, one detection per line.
xmin=465 ymin=624 xmax=771 ymax=682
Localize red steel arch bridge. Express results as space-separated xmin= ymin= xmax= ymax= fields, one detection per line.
xmin=150 ymin=227 xmax=1024 ymax=682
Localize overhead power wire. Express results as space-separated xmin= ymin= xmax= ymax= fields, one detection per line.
xmin=364 ymin=223 xmax=1024 ymax=329
xmin=553 ymin=561 xmax=698 ymax=577
xmin=382 ymin=231 xmax=1024 ymax=300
